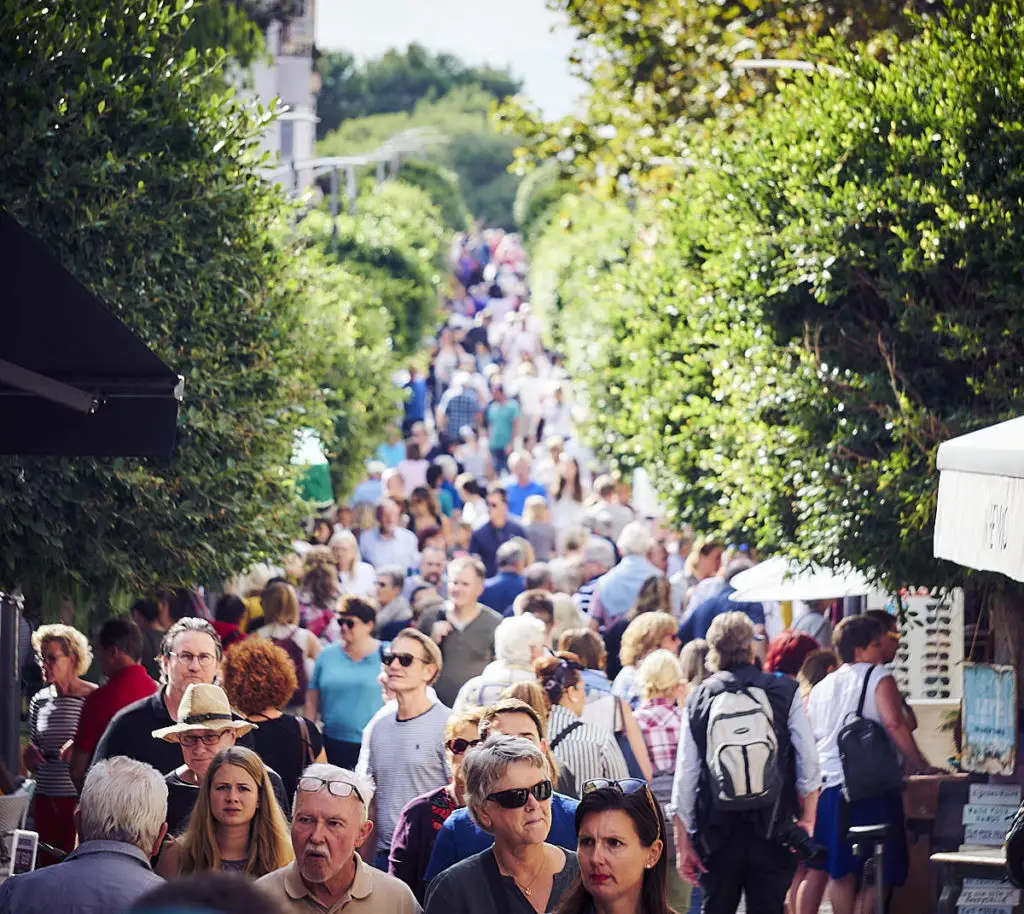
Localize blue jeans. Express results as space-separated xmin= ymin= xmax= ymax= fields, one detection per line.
xmin=491 ymin=447 xmax=509 ymax=474
xmin=689 ymin=885 xmax=703 ymax=913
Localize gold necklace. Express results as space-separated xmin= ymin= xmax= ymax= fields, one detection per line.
xmin=502 ymin=854 xmax=547 ymax=897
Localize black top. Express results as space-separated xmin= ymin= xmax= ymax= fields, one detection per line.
xmin=424 ymin=846 xmax=579 ymax=914
xmin=165 ymin=766 xmax=290 ymax=835
xmin=603 ymin=616 xmax=629 ymax=680
xmin=248 ymin=715 xmax=324 ymax=806
xmin=138 ymin=626 xmax=164 ymax=681
xmin=92 ymin=688 xmax=254 ymax=775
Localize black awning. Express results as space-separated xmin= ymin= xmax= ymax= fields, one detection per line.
xmin=0 ymin=211 xmax=182 ymax=457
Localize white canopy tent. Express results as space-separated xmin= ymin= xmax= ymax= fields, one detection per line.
xmin=729 ymin=556 xmax=873 ymax=603
xmin=934 ymin=416 xmax=1024 ymax=582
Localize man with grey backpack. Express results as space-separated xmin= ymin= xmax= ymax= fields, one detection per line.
xmin=672 ymin=611 xmax=821 ymax=914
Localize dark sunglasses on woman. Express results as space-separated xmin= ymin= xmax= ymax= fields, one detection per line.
xmin=486 ymin=779 xmax=553 ymax=809
xmin=582 ymin=777 xmax=662 ymax=841
xmin=446 ymin=737 xmax=482 ymax=755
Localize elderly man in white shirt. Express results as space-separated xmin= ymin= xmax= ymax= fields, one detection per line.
xmin=452 ymin=614 xmax=547 ymax=711
xmin=359 ymin=498 xmax=419 ymax=571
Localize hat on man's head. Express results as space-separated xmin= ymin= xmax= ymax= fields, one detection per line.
xmin=152 ymin=683 xmax=255 ymax=742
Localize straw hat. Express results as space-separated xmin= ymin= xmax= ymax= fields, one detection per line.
xmin=151 ymin=683 xmax=256 ymax=743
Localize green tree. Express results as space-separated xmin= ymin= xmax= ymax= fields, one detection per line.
xmin=0 ymin=0 xmax=383 ymax=598
xmin=396 ymin=160 xmax=472 ymax=233
xmin=316 ymin=43 xmax=522 ymax=139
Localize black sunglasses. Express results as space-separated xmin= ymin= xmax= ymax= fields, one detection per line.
xmin=382 ymin=650 xmax=426 ymax=668
xmin=486 ymin=779 xmax=553 ymax=809
xmin=446 ymin=737 xmax=482 ymax=755
xmin=338 ymin=616 xmax=357 ymax=629
xmin=582 ymin=778 xmax=662 ymax=842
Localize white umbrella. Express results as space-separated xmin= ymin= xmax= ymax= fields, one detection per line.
xmin=729 ymin=557 xmax=873 ymax=602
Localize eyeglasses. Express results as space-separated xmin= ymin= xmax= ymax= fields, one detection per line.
xmin=169 ymin=650 xmax=218 ymax=669
xmin=446 ymin=737 xmax=482 ymax=755
xmin=36 ymin=652 xmax=67 ymax=667
xmin=297 ymin=776 xmax=365 ymax=804
xmin=582 ymin=777 xmax=662 ymax=842
xmin=338 ymin=617 xmax=357 ymax=629
xmin=382 ymin=650 xmax=428 ymax=668
xmin=179 ymin=731 xmax=227 ymax=747
xmin=486 ymin=779 xmax=553 ymax=809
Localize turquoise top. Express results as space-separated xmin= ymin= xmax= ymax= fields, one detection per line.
xmin=311 ymin=641 xmax=387 ymax=743
xmin=486 ymin=400 xmax=520 ymax=449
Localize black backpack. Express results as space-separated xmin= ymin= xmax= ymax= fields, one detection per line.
xmin=837 ymin=665 xmax=904 ymax=803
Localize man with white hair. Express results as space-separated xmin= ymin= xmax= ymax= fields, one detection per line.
xmin=435 ymin=370 xmax=481 ymax=438
xmin=257 ymin=764 xmax=419 ymax=913
xmin=453 ymin=614 xmax=547 ymax=710
xmin=588 ymin=522 xmax=664 ymax=631
xmin=0 ymin=757 xmax=167 ymax=913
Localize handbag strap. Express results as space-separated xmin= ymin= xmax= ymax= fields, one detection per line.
xmin=855 ymin=665 xmax=877 ymax=718
xmin=296 ymin=716 xmax=314 ymax=769
xmin=550 ymin=720 xmax=585 ymax=751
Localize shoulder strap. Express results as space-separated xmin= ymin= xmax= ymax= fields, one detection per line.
xmin=550 ymin=720 xmax=585 ymax=751
xmin=296 ymin=716 xmax=314 ymax=769
xmin=856 ymin=665 xmax=876 ymax=718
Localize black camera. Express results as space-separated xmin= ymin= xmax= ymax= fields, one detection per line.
xmin=775 ymin=820 xmax=827 ymax=866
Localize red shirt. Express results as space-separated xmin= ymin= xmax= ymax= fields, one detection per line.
xmin=74 ymin=663 xmax=159 ymax=755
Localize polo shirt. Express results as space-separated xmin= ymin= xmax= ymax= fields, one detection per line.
xmin=257 ymin=855 xmax=420 ymax=914
xmin=469 ymin=519 xmax=526 ymax=577
xmin=91 ymin=687 xmax=254 ymax=775
xmin=73 ymin=664 xmax=159 ymax=756
xmin=424 ymin=792 xmax=579 ymax=882
xmin=479 ymin=571 xmax=526 ymax=616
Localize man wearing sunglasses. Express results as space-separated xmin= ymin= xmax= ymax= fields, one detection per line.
xmin=257 ymin=763 xmax=419 ymax=913
xmin=358 ymin=629 xmax=451 ymax=874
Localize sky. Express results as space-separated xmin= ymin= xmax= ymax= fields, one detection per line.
xmin=315 ymin=0 xmax=585 ymax=118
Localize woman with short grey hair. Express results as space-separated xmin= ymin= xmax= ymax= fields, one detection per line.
xmin=424 ymin=736 xmax=580 ymax=914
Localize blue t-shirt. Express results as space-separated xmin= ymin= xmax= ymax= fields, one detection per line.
xmin=679 ymin=586 xmax=765 ymax=643
xmin=505 ymin=481 xmax=548 ymax=518
xmin=310 ymin=642 xmax=387 ymax=743
xmin=405 ymin=378 xmax=428 ymax=422
xmin=486 ymin=401 xmax=520 ymax=450
xmin=424 ymin=792 xmax=579 ymax=882
xmin=375 ymin=441 xmax=406 ymax=469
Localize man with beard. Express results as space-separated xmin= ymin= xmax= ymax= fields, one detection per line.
xmin=257 ymin=763 xmax=419 ymax=913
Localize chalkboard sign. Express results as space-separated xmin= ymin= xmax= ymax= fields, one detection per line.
xmin=962 ymin=663 xmax=1018 ymax=776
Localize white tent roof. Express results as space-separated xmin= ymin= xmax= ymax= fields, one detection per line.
xmin=729 ymin=556 xmax=873 ymax=602
xmin=934 ymin=416 xmax=1024 ymax=582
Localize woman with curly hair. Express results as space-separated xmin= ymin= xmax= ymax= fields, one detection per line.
xmin=27 ymin=623 xmax=96 ymax=862
xmin=157 ymin=746 xmax=293 ymax=879
xmin=612 ymin=612 xmax=680 ymax=710
xmin=222 ymin=639 xmax=326 ymax=805
xmin=297 ymin=546 xmax=341 ymax=641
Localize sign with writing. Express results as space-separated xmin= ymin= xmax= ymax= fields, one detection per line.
xmin=959 ymin=906 xmax=1014 ymax=914
xmin=969 ymin=784 xmax=1022 ymax=806
xmin=963 ymin=805 xmax=1017 ymax=826
xmin=963 ymin=663 xmax=1018 ymax=775
xmin=964 ymin=824 xmax=1012 ymax=846
xmin=957 ymin=882 xmax=1020 ymax=906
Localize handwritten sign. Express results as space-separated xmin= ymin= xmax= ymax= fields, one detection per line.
xmin=964 ymin=824 xmax=1012 ymax=846
xmin=969 ymin=784 xmax=1022 ymax=806
xmin=963 ymin=805 xmax=1016 ymax=826
xmin=960 ymin=906 xmax=1015 ymax=914
xmin=958 ymin=879 xmax=1020 ymax=906
xmin=963 ymin=663 xmax=1018 ymax=775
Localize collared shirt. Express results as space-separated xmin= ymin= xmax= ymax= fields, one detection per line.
xmin=452 ymin=660 xmax=536 ymax=711
xmin=633 ymin=697 xmax=682 ymax=775
xmin=671 ymin=680 xmax=819 ymax=831
xmin=257 ymin=856 xmax=420 ymax=914
xmin=74 ymin=663 xmax=159 ymax=756
xmin=438 ymin=386 xmax=480 ymax=434
xmin=479 ymin=571 xmax=526 ymax=616
xmin=469 ymin=519 xmax=526 ymax=577
xmin=0 ymin=839 xmax=162 ymax=914
xmin=547 ymin=704 xmax=629 ymax=789
xmin=359 ymin=527 xmax=420 ymax=572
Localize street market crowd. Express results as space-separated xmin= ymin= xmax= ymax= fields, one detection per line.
xmin=2 ymin=228 xmax=941 ymax=914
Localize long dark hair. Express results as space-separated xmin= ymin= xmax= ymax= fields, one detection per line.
xmin=555 ymin=785 xmax=673 ymax=914
xmin=555 ymin=457 xmax=584 ymax=503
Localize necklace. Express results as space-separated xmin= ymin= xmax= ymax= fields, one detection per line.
xmin=501 ymin=853 xmax=547 ymax=897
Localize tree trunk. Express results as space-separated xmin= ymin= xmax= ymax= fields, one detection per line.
xmin=989 ymin=584 xmax=1024 ymax=707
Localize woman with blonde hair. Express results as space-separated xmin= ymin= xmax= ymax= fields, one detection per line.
xmin=252 ymin=581 xmax=320 ymax=712
xmin=26 ymin=624 xmax=96 ymax=863
xmin=612 ymin=612 xmax=680 ymax=709
xmin=157 ymin=746 xmax=293 ymax=878
xmin=329 ymin=530 xmax=375 ymax=599
xmin=678 ymin=638 xmax=710 ymax=698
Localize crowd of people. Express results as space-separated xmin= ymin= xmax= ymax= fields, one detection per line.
xmin=2 ymin=228 xmax=939 ymax=914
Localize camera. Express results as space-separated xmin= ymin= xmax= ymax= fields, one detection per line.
xmin=775 ymin=820 xmax=827 ymax=866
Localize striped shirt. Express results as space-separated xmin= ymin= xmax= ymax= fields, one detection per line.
xmin=547 ymin=704 xmax=629 ymax=791
xmin=29 ymin=686 xmax=87 ymax=797
xmin=359 ymin=701 xmax=451 ymax=852
xmin=633 ymin=697 xmax=683 ymax=775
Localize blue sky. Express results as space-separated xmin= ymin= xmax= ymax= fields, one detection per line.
xmin=315 ymin=0 xmax=585 ymax=118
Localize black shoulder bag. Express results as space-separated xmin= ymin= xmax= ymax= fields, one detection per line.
xmin=837 ymin=665 xmax=904 ymax=802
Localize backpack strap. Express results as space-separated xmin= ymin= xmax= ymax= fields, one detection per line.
xmin=856 ymin=665 xmax=877 ymax=718
xmin=550 ymin=720 xmax=585 ymax=751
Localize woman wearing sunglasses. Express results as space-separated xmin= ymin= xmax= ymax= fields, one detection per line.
xmin=424 ymin=735 xmax=580 ymax=914
xmin=555 ymin=779 xmax=672 ymax=914
xmin=388 ymin=706 xmax=486 ymax=902
xmin=305 ymin=596 xmax=385 ymax=769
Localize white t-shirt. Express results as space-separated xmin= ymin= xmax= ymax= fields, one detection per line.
xmin=808 ymin=662 xmax=891 ymax=789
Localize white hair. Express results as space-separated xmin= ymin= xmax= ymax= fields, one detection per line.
xmin=494 ymin=614 xmax=547 ymax=668
xmin=78 ymin=758 xmax=167 ymax=851
xmin=435 ymin=455 xmax=458 ymax=481
xmin=617 ymin=521 xmax=654 ymax=557
xmin=328 ymin=529 xmax=358 ymax=552
xmin=293 ymin=763 xmax=376 ymax=822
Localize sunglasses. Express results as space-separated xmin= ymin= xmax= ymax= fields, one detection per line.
xmin=486 ymin=779 xmax=553 ymax=809
xmin=925 ymin=675 xmax=951 ymax=685
xmin=925 ymin=689 xmax=951 ymax=698
xmin=924 ymin=651 xmax=949 ymax=661
xmin=582 ymin=778 xmax=662 ymax=842
xmin=382 ymin=650 xmax=427 ymax=668
xmin=446 ymin=737 xmax=482 ymax=755
xmin=179 ymin=731 xmax=227 ymax=747
xmin=338 ymin=616 xmax=358 ymax=629
xmin=297 ymin=776 xmax=364 ymax=804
